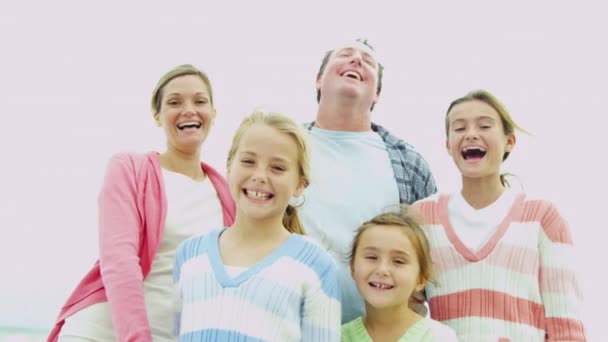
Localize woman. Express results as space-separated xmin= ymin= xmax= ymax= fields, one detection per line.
xmin=49 ymin=64 xmax=236 ymax=341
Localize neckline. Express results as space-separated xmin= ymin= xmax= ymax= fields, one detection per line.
xmin=207 ymin=228 xmax=300 ymax=287
xmin=439 ymin=192 xmax=525 ymax=261
xmin=310 ymin=125 xmax=378 ymax=139
xmin=161 ymin=167 xmax=208 ymax=184
xmin=453 ymin=186 xmax=518 ymax=215
xmin=354 ymin=316 xmax=427 ymax=341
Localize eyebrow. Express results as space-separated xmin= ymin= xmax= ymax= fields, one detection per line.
xmin=451 ymin=116 xmax=497 ymax=124
xmin=238 ymin=151 xmax=290 ymax=163
xmin=336 ymin=48 xmax=375 ymax=61
xmin=337 ymin=47 xmax=354 ymax=54
xmin=361 ymin=246 xmax=410 ymax=256
xmin=165 ymin=92 xmax=209 ymax=97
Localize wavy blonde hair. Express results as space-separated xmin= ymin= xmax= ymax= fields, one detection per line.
xmin=227 ymin=111 xmax=310 ymax=234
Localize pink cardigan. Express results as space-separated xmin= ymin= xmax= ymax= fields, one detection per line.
xmin=48 ymin=152 xmax=235 ymax=342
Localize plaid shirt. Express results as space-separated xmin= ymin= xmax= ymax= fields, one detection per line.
xmin=304 ymin=121 xmax=437 ymax=204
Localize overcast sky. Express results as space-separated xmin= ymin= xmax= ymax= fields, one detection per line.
xmin=0 ymin=1 xmax=605 ymax=340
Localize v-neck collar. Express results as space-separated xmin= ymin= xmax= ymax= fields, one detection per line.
xmin=438 ymin=192 xmax=525 ymax=262
xmin=206 ymin=228 xmax=300 ymax=288
xmin=351 ymin=317 xmax=427 ymax=341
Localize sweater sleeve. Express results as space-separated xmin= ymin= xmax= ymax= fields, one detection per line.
xmin=98 ymin=154 xmax=152 ymax=341
xmin=301 ymin=257 xmax=341 ymax=342
xmin=538 ymin=202 xmax=586 ymax=341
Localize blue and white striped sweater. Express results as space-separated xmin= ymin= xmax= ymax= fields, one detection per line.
xmin=173 ymin=228 xmax=341 ymax=342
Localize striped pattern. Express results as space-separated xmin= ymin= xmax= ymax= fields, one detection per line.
xmin=173 ymin=229 xmax=341 ymax=341
xmin=415 ymin=193 xmax=586 ymax=341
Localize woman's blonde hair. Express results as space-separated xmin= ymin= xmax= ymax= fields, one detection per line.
xmin=227 ymin=111 xmax=310 ymax=234
xmin=445 ymin=89 xmax=528 ymax=187
xmin=349 ymin=205 xmax=434 ymax=286
xmin=150 ymin=64 xmax=213 ymax=114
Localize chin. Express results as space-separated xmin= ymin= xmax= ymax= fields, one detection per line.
xmin=366 ymin=301 xmax=396 ymax=310
xmin=239 ymin=206 xmax=275 ymax=220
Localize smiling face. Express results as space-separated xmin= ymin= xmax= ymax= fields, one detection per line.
xmin=446 ymin=100 xmax=516 ymax=182
xmin=351 ymin=225 xmax=425 ymax=310
xmin=315 ymin=41 xmax=380 ymax=108
xmin=154 ymin=74 xmax=215 ymax=155
xmin=227 ymin=123 xmax=305 ymax=223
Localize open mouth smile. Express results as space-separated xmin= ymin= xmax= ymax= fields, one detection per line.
xmin=341 ymin=70 xmax=362 ymax=81
xmin=461 ymin=146 xmax=487 ymax=160
xmin=243 ymin=189 xmax=274 ymax=201
xmin=369 ymin=282 xmax=394 ymax=290
xmin=177 ymin=121 xmax=202 ymax=130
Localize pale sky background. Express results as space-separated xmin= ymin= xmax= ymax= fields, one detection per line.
xmin=0 ymin=1 xmax=605 ymax=340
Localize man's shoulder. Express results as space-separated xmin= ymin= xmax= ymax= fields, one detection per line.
xmin=371 ymin=122 xmax=416 ymax=149
xmin=302 ymin=120 xmax=421 ymax=154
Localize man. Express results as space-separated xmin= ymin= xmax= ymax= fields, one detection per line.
xmin=299 ymin=39 xmax=437 ymax=323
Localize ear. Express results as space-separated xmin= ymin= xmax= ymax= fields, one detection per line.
xmin=153 ymin=112 xmax=161 ymax=127
xmin=505 ymin=132 xmax=516 ymax=153
xmin=445 ymin=139 xmax=453 ymax=157
xmin=210 ymin=107 xmax=217 ymax=125
xmin=294 ymin=178 xmax=306 ymax=197
xmin=372 ymin=90 xmax=380 ymax=107
xmin=315 ymin=75 xmax=322 ymax=93
xmin=415 ymin=276 xmax=427 ymax=292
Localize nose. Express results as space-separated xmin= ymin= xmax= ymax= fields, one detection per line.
xmin=374 ymin=261 xmax=390 ymax=276
xmin=251 ymin=167 xmax=268 ymax=183
xmin=349 ymin=53 xmax=363 ymax=66
xmin=182 ymin=101 xmax=197 ymax=115
xmin=464 ymin=127 xmax=479 ymax=140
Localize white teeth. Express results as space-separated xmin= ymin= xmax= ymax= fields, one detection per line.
xmin=246 ymin=190 xmax=270 ymax=200
xmin=177 ymin=121 xmax=202 ymax=129
xmin=461 ymin=146 xmax=486 ymax=152
xmin=370 ymin=282 xmax=393 ymax=289
xmin=342 ymin=71 xmax=361 ymax=80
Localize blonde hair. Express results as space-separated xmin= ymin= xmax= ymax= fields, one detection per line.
xmin=227 ymin=111 xmax=310 ymax=235
xmin=150 ymin=64 xmax=214 ymax=114
xmin=349 ymin=205 xmax=434 ymax=286
xmin=445 ymin=89 xmax=528 ymax=186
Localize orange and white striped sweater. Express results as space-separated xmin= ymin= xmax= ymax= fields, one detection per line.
xmin=414 ymin=193 xmax=586 ymax=341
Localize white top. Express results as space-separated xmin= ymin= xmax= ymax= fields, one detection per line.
xmin=448 ymin=187 xmax=518 ymax=252
xmin=224 ymin=265 xmax=247 ymax=277
xmin=60 ymin=168 xmax=224 ymax=341
xmin=298 ymin=126 xmax=400 ymax=323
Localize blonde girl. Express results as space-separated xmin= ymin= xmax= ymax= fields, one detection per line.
xmin=173 ymin=111 xmax=341 ymax=341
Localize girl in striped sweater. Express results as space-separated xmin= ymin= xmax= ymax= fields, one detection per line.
xmin=413 ymin=90 xmax=586 ymax=341
xmin=341 ymin=206 xmax=458 ymax=341
xmin=173 ymin=111 xmax=341 ymax=341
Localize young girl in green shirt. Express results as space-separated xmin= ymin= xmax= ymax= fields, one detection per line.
xmin=342 ymin=206 xmax=457 ymax=342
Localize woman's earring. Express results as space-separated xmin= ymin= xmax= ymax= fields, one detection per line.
xmin=289 ymin=195 xmax=305 ymax=208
